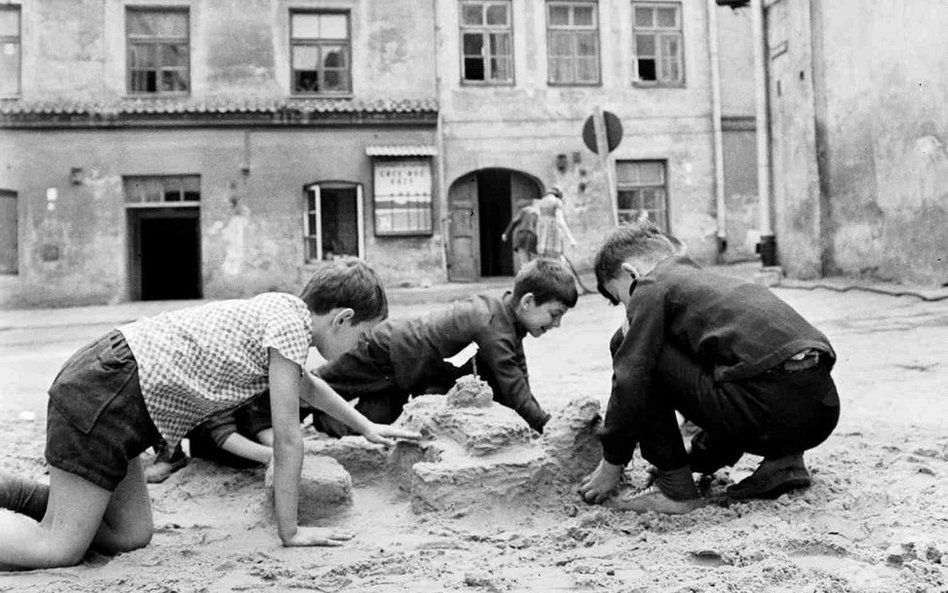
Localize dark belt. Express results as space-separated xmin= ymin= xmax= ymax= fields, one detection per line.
xmin=773 ymin=349 xmax=822 ymax=373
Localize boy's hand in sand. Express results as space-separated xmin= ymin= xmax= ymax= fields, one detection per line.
xmin=285 ymin=527 xmax=355 ymax=547
xmin=362 ymin=423 xmax=421 ymax=447
xmin=578 ymin=459 xmax=623 ymax=504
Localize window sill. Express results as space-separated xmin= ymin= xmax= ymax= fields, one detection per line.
xmin=124 ymin=92 xmax=191 ymax=99
xmin=547 ymin=81 xmax=602 ymax=88
xmin=632 ymin=82 xmax=687 ymax=89
xmin=460 ymin=80 xmax=515 ymax=87
xmin=290 ymin=92 xmax=354 ymax=99
xmin=374 ymin=231 xmax=434 ymax=238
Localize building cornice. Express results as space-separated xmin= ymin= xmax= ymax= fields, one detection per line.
xmin=0 ymin=97 xmax=439 ymax=129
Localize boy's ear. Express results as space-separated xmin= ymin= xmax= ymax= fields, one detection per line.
xmin=620 ymin=262 xmax=640 ymax=280
xmin=518 ymin=292 xmax=536 ymax=309
xmin=332 ymin=307 xmax=355 ymax=326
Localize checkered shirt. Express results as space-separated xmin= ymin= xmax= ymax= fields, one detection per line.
xmin=119 ymin=293 xmax=312 ymax=447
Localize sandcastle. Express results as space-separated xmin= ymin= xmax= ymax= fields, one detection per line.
xmin=281 ymin=375 xmax=603 ymax=520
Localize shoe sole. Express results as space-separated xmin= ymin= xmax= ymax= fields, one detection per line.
xmin=727 ymin=473 xmax=811 ymax=500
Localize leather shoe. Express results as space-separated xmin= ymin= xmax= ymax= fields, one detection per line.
xmin=610 ymin=485 xmax=706 ymax=515
xmin=727 ymin=453 xmax=811 ymax=500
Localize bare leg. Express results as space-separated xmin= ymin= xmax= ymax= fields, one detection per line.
xmin=92 ymin=458 xmax=153 ymax=555
xmin=0 ymin=459 xmax=152 ymax=569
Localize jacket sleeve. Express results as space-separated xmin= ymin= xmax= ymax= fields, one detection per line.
xmin=474 ymin=328 xmax=550 ymax=432
xmin=598 ymin=283 xmax=668 ymax=465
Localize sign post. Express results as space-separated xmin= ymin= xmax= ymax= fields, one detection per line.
xmin=583 ymin=107 xmax=623 ymax=226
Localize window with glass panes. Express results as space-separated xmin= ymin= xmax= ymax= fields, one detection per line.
xmin=616 ymin=161 xmax=669 ymax=231
xmin=291 ymin=12 xmax=351 ymax=94
xmin=632 ymin=3 xmax=683 ymax=85
xmin=126 ymin=8 xmax=190 ymax=94
xmin=546 ymin=1 xmax=600 ymax=85
xmin=460 ymin=1 xmax=513 ymax=83
xmin=0 ymin=6 xmax=20 ymax=96
xmin=124 ymin=176 xmax=200 ymax=204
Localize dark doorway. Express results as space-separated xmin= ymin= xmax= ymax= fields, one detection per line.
xmin=320 ymin=186 xmax=359 ymax=258
xmin=477 ymin=169 xmax=514 ymax=277
xmin=128 ymin=208 xmax=202 ymax=301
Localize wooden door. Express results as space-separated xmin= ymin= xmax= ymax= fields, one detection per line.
xmin=447 ymin=173 xmax=478 ymax=281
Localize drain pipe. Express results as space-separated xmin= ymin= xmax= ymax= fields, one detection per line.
xmin=433 ymin=0 xmax=449 ymax=282
xmin=707 ymin=0 xmax=727 ymax=262
xmin=751 ymin=0 xmax=777 ymax=266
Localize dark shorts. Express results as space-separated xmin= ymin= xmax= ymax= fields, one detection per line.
xmin=513 ymin=230 xmax=537 ymax=254
xmin=45 ymin=331 xmax=160 ymax=491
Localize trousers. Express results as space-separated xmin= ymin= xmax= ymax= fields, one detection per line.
xmin=639 ymin=344 xmax=840 ymax=472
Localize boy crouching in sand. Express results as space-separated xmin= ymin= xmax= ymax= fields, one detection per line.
xmin=578 ymin=222 xmax=840 ymax=514
xmin=0 ymin=258 xmax=418 ymax=569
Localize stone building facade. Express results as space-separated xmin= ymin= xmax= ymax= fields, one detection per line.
xmin=764 ymin=0 xmax=947 ymax=284
xmin=0 ymin=0 xmax=758 ymax=306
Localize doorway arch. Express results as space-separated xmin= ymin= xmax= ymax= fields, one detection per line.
xmin=446 ymin=169 xmax=543 ymax=281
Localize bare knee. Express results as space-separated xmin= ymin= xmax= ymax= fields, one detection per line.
xmin=96 ymin=520 xmax=153 ymax=555
xmin=34 ymin=536 xmax=89 ymax=568
xmin=112 ymin=527 xmax=152 ymax=553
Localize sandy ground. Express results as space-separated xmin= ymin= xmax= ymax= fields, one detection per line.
xmin=1 ymin=286 xmax=947 ymax=593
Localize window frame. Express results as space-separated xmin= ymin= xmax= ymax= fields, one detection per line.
xmin=615 ymin=160 xmax=670 ymax=232
xmin=125 ymin=7 xmax=191 ymax=97
xmin=0 ymin=5 xmax=21 ymax=97
xmin=123 ymin=175 xmax=201 ymax=208
xmin=546 ymin=0 xmax=601 ymax=87
xmin=303 ymin=181 xmax=365 ymax=263
xmin=459 ymin=0 xmax=515 ymax=86
xmin=631 ymin=2 xmax=685 ymax=87
xmin=290 ymin=10 xmax=353 ymax=97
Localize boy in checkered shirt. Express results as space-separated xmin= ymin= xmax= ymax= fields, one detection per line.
xmin=0 ymin=257 xmax=419 ymax=569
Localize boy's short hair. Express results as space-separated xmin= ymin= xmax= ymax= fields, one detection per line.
xmin=594 ymin=221 xmax=677 ymax=289
xmin=513 ymin=258 xmax=578 ymax=308
xmin=299 ymin=257 xmax=388 ymax=322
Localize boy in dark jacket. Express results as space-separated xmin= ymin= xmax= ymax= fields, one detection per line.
xmin=312 ymin=257 xmax=578 ymax=435
xmin=578 ymin=221 xmax=840 ymax=514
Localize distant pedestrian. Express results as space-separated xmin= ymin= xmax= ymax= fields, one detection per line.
xmin=535 ymin=186 xmax=577 ymax=260
xmin=535 ymin=186 xmax=593 ymax=294
xmin=501 ymin=197 xmax=540 ymax=271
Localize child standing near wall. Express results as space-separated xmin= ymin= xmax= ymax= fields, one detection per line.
xmin=0 ymin=257 xmax=419 ymax=569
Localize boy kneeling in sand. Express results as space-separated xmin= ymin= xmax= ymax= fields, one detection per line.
xmin=578 ymin=222 xmax=840 ymax=514
xmin=0 ymin=258 xmax=418 ymax=569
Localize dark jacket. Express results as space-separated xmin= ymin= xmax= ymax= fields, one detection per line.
xmin=381 ymin=292 xmax=550 ymax=431
xmin=600 ymin=256 xmax=836 ymax=465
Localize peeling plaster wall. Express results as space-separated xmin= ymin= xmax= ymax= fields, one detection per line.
xmin=0 ymin=127 xmax=438 ymax=307
xmin=817 ymin=0 xmax=948 ymax=284
xmin=716 ymin=5 xmax=758 ymax=262
xmin=0 ymin=0 xmax=441 ymax=306
xmin=437 ymin=0 xmax=720 ymax=268
xmin=775 ymin=0 xmax=948 ymax=285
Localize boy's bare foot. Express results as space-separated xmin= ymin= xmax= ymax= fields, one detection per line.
xmin=145 ymin=445 xmax=188 ymax=484
xmin=727 ymin=453 xmax=810 ymax=499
